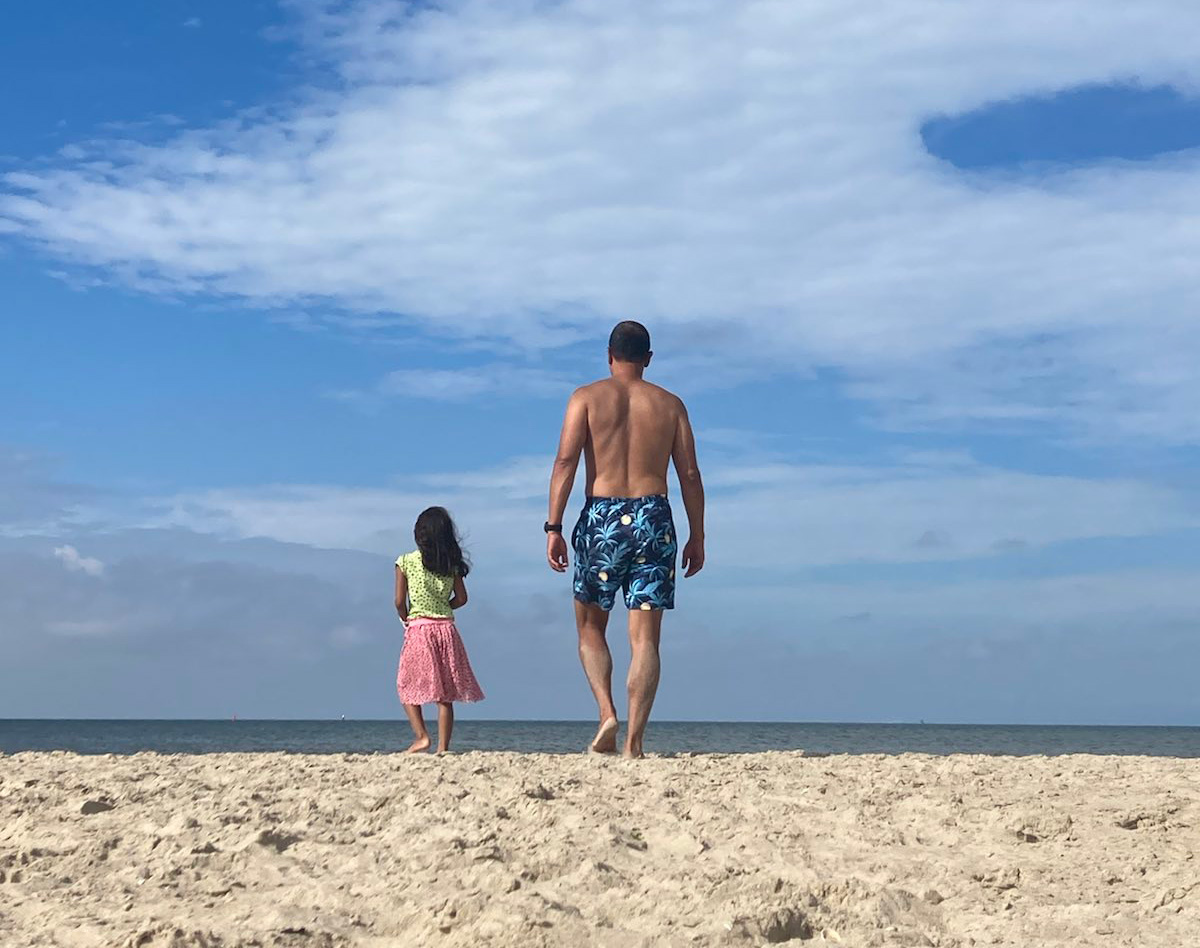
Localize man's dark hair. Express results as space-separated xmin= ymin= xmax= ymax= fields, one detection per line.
xmin=608 ymin=320 xmax=651 ymax=362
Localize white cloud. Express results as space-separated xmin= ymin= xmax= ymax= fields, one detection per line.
xmin=706 ymin=459 xmax=1197 ymax=567
xmin=3 ymin=481 xmax=1197 ymax=720
xmin=0 ymin=535 xmax=389 ymax=717
xmin=0 ymin=448 xmax=93 ymax=533
xmin=52 ymin=544 xmax=105 ymax=577
xmin=333 ymin=365 xmax=573 ymax=404
xmin=182 ymin=17 xmax=202 ymax=29
xmin=143 ymin=451 xmax=1198 ymax=573
xmin=5 ymin=2 xmax=1200 ymax=439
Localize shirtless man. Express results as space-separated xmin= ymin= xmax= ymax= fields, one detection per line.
xmin=546 ymin=321 xmax=705 ymax=758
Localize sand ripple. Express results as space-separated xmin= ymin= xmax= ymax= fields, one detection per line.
xmin=1 ymin=751 xmax=1197 ymax=946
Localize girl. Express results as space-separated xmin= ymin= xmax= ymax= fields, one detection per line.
xmin=394 ymin=506 xmax=484 ymax=753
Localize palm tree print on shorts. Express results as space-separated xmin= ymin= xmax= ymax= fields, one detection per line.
xmin=572 ymin=494 xmax=677 ymax=611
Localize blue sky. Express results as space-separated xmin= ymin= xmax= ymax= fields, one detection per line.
xmin=3 ymin=1 xmax=1200 ymax=724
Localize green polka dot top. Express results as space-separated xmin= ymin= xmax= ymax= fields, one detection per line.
xmin=396 ymin=550 xmax=455 ymax=619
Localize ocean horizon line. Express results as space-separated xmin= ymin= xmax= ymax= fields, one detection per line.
xmin=2 ymin=716 xmax=1195 ymax=728
xmin=6 ymin=718 xmax=1199 ymax=756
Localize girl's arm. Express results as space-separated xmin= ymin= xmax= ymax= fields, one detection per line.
xmin=449 ymin=574 xmax=468 ymax=610
xmin=394 ymin=566 xmax=409 ymax=622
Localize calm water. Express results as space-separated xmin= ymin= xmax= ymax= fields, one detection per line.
xmin=2 ymin=720 xmax=1199 ymax=757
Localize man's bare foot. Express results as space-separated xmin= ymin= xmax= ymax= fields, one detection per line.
xmin=589 ymin=717 xmax=619 ymax=753
xmin=404 ymin=737 xmax=431 ymax=754
xmin=622 ymin=747 xmax=645 ymax=759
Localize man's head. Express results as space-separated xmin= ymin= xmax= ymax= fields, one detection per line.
xmin=608 ymin=320 xmax=653 ymax=368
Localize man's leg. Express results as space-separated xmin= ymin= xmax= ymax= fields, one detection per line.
xmin=624 ymin=608 xmax=664 ymax=758
xmin=575 ymin=600 xmax=620 ymax=752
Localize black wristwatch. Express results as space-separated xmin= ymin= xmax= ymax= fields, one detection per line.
xmin=544 ymin=521 xmax=563 ymax=534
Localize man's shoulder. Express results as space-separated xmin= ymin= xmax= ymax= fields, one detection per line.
xmin=647 ymin=378 xmax=682 ymax=399
xmin=572 ymin=378 xmax=628 ymax=402
xmin=564 ymin=378 xmax=607 ymax=400
xmin=573 ymin=378 xmax=685 ymax=410
xmin=638 ymin=379 xmax=686 ymax=411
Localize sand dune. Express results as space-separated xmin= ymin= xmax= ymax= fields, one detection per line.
xmin=1 ymin=750 xmax=1197 ymax=946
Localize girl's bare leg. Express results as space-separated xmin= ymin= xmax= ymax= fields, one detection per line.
xmin=403 ymin=703 xmax=431 ymax=753
xmin=436 ymin=702 xmax=454 ymax=753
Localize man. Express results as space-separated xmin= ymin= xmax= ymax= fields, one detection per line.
xmin=546 ymin=321 xmax=705 ymax=758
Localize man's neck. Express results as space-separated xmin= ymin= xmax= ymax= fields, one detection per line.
xmin=609 ymin=362 xmax=645 ymax=382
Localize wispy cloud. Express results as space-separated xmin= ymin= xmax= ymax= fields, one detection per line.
xmin=5 ymin=1 xmax=1200 ymax=440
xmin=7 ymin=521 xmax=1199 ymax=720
xmin=0 ymin=535 xmax=386 ymax=716
xmin=52 ymin=544 xmax=105 ymax=577
xmin=3 ymin=451 xmax=1198 ymax=720
xmin=332 ymin=366 xmax=573 ymax=405
xmin=142 ymin=451 xmax=1199 ymax=572
xmin=0 ymin=447 xmax=95 ymax=534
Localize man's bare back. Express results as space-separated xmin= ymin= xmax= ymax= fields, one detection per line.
xmin=547 ymin=374 xmax=704 ymax=575
xmin=544 ymin=321 xmax=704 ymax=758
xmin=576 ymin=376 xmax=685 ymax=498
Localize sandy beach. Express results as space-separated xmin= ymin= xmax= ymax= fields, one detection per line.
xmin=1 ymin=750 xmax=1197 ymax=947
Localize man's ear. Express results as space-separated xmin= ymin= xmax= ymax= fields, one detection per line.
xmin=608 ymin=349 xmax=615 ymax=367
xmin=644 ymin=351 xmax=654 ymax=368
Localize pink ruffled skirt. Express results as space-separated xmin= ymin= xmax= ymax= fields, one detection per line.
xmin=397 ymin=618 xmax=485 ymax=705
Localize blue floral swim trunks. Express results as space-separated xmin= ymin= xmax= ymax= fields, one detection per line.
xmin=572 ymin=494 xmax=678 ymax=611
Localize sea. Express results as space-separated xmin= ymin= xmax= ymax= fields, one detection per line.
xmin=2 ymin=720 xmax=1199 ymax=757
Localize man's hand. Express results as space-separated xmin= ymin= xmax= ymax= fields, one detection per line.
xmin=547 ymin=532 xmax=569 ymax=572
xmin=681 ymin=535 xmax=705 ymax=577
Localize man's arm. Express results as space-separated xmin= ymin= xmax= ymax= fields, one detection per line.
xmin=671 ymin=400 xmax=705 ymax=577
xmin=547 ymin=390 xmax=587 ymax=571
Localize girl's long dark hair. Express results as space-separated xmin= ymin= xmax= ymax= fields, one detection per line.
xmin=414 ymin=506 xmax=470 ymax=578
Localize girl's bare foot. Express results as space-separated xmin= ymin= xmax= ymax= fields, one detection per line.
xmin=590 ymin=717 xmax=619 ymax=753
xmin=404 ymin=737 xmax=431 ymax=754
